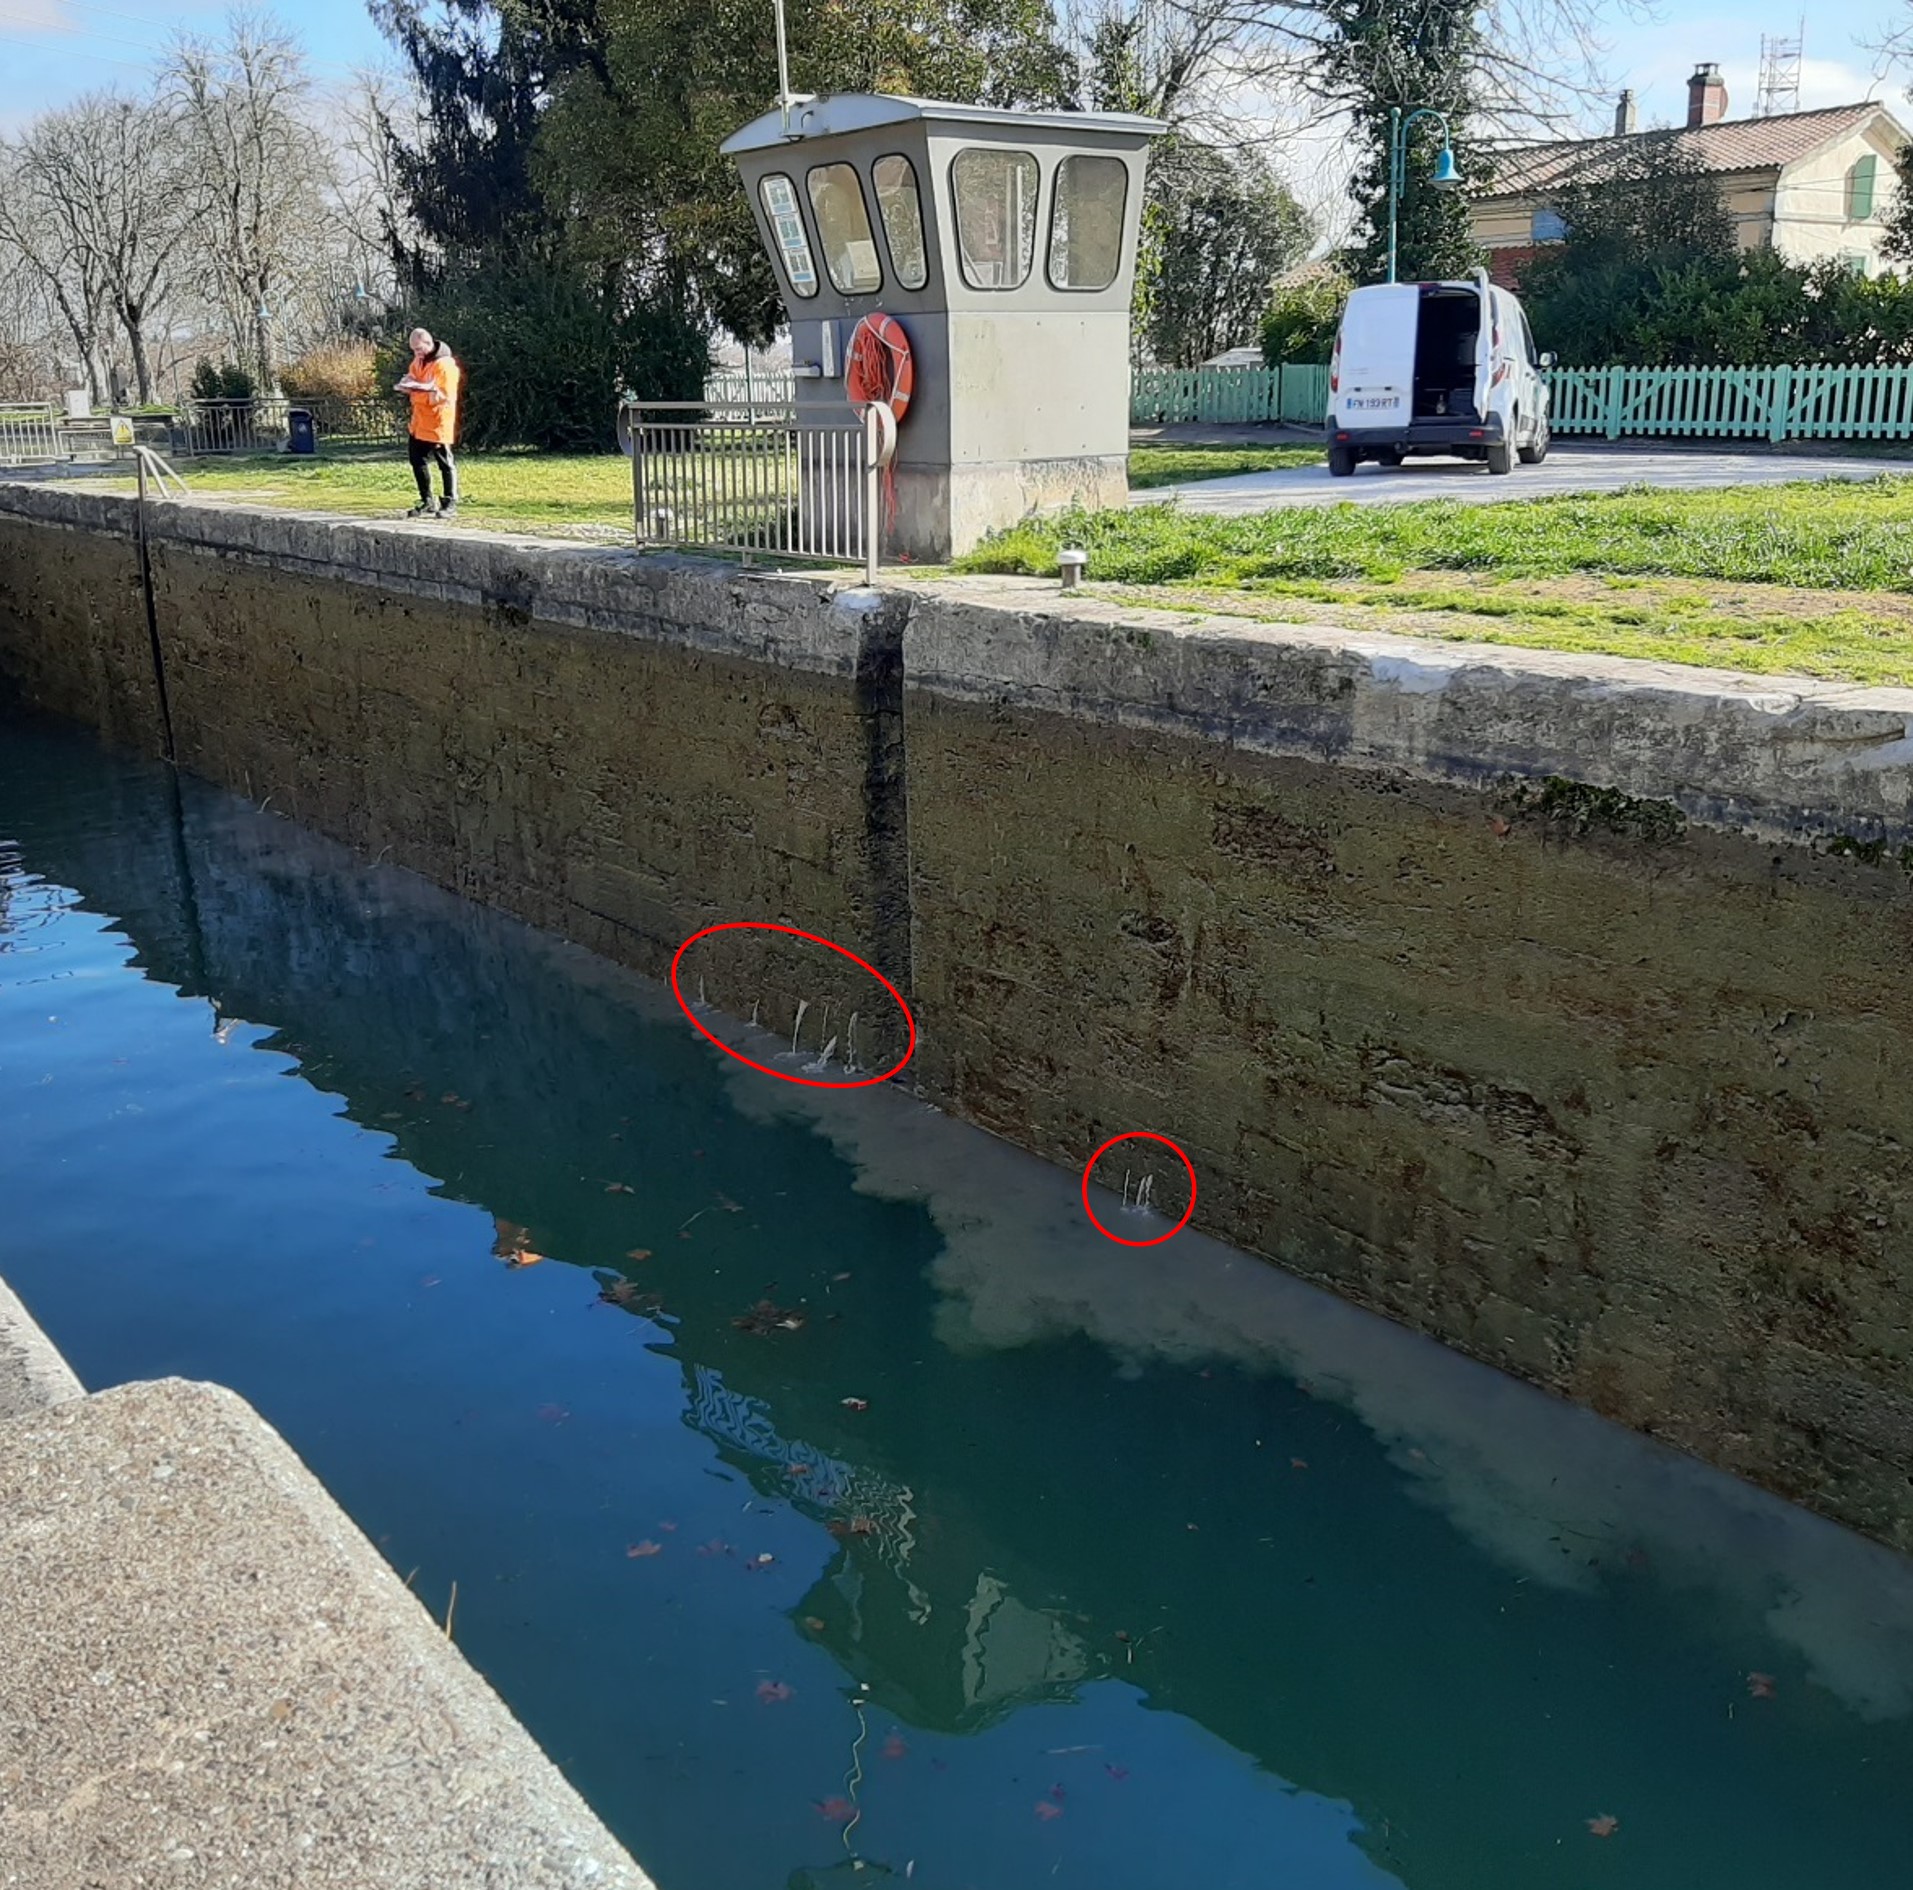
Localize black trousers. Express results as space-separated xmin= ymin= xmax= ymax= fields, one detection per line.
xmin=408 ymin=435 xmax=457 ymax=504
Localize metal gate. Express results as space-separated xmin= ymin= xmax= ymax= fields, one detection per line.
xmin=620 ymin=398 xmax=891 ymax=582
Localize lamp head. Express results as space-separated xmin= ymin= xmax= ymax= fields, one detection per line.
xmin=1429 ymin=145 xmax=1463 ymax=190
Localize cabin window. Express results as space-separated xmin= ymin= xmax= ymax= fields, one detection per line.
xmin=806 ymin=163 xmax=883 ymax=294
xmin=952 ymin=147 xmax=1039 ymax=290
xmin=1048 ymin=154 xmax=1128 ymax=290
xmin=759 ymin=175 xmax=818 ymax=299
xmin=1531 ymin=207 xmax=1568 ymax=242
xmin=872 ymin=155 xmax=928 ymax=290
xmin=1847 ymin=154 xmax=1879 ymax=221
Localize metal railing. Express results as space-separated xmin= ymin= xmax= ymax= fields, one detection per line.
xmin=703 ymin=368 xmax=798 ymax=411
xmin=622 ymin=398 xmax=891 ymax=583
xmin=0 ymin=405 xmax=64 ymax=464
xmin=170 ymin=394 xmax=404 ymax=456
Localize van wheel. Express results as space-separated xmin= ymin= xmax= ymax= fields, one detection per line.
xmin=1518 ymin=418 xmax=1549 ymax=465
xmin=1328 ymin=443 xmax=1356 ymax=478
xmin=1376 ymin=448 xmax=1405 ymax=467
xmin=1486 ymin=438 xmax=1515 ymax=475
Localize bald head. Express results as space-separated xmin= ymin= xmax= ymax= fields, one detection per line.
xmin=409 ymin=327 xmax=434 ymax=356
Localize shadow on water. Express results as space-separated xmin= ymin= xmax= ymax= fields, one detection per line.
xmin=4 ymin=704 xmax=1913 ymax=1890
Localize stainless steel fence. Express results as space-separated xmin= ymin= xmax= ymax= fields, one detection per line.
xmin=171 ymin=395 xmax=403 ymax=455
xmin=622 ymin=399 xmax=891 ymax=583
xmin=0 ymin=405 xmax=64 ymax=464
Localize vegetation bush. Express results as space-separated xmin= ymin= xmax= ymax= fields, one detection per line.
xmin=189 ymin=361 xmax=256 ymax=401
xmin=385 ymin=262 xmax=709 ymax=451
xmin=1261 ymin=272 xmax=1351 ymax=365
xmin=280 ymin=340 xmax=380 ymax=402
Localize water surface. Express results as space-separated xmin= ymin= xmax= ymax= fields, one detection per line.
xmin=3 ymin=706 xmax=1911 ymax=1890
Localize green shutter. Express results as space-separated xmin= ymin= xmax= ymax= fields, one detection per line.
xmin=1849 ymin=155 xmax=1878 ymax=221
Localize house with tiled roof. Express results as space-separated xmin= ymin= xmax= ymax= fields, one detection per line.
xmin=1471 ymin=63 xmax=1910 ymax=287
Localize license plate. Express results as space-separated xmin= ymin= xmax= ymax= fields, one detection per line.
xmin=1348 ymin=396 xmax=1401 ymax=410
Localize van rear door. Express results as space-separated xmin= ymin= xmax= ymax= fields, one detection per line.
xmin=1333 ymin=284 xmax=1418 ymax=427
xmin=1473 ymin=271 xmax=1501 ymax=423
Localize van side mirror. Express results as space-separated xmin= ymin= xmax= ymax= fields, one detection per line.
xmin=1539 ymin=350 xmax=1557 ymax=369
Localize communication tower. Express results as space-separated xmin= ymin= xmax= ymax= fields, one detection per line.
xmin=1756 ymin=25 xmax=1804 ymax=117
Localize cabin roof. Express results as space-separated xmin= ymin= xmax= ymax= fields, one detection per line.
xmin=721 ymin=92 xmax=1165 ymax=156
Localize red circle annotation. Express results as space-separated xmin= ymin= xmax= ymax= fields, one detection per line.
xmin=1081 ymin=1132 xmax=1198 ymax=1246
xmin=669 ymin=921 xmax=917 ymax=1091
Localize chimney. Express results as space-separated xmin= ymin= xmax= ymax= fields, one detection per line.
xmin=1687 ymin=62 xmax=1728 ymax=128
xmin=1614 ymin=89 xmax=1638 ymax=135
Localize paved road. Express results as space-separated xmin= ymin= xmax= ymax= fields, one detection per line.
xmin=1139 ymin=443 xmax=1905 ymax=513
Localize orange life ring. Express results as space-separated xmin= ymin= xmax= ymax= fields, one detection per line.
xmin=845 ymin=313 xmax=914 ymax=424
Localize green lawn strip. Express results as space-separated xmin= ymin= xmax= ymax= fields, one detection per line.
xmin=1127 ymin=445 xmax=1323 ymax=489
xmin=1096 ymin=573 xmax=1913 ymax=689
xmin=956 ymin=475 xmax=1913 ymax=593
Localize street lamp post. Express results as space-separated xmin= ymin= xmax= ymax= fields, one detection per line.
xmin=1387 ymin=105 xmax=1463 ymax=285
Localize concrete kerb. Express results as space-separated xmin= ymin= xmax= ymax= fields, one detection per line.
xmin=0 ymin=1284 xmax=654 ymax=1890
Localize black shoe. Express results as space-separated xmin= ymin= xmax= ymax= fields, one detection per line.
xmin=437 ymin=502 xmax=458 ymax=519
xmin=406 ymin=499 xmax=438 ymax=518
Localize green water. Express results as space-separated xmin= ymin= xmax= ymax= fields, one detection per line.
xmin=3 ymin=706 xmax=1911 ymax=1890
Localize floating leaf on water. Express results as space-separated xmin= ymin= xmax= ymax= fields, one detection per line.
xmin=1290 ymin=1458 xmax=1308 ymax=1471
xmin=841 ymin=1397 xmax=869 ymax=1413
xmin=419 ymin=1275 xmax=441 ymax=1288
xmin=787 ymin=1464 xmax=812 ymax=1477
xmin=659 ymin=1521 xmax=678 ymax=1533
xmin=598 ymin=1278 xmax=662 ymax=1313
xmin=827 ymin=1516 xmax=879 ymax=1540
xmin=1105 ymin=1764 xmax=1130 ymax=1781
xmin=626 ymin=1248 xmax=654 ymax=1262
xmin=717 ymin=1194 xmax=744 ymax=1212
xmin=506 ymin=1249 xmax=545 ymax=1269
xmin=1033 ymin=1801 xmax=1064 ymax=1822
xmin=605 ymin=1181 xmax=635 ymax=1195
xmin=1587 ymin=1815 xmax=1619 ymax=1838
xmin=626 ymin=1540 xmax=663 ymax=1558
xmin=695 ymin=1538 xmax=732 ymax=1557
xmin=733 ymin=1300 xmax=806 ymax=1336
xmin=755 ymin=1679 xmax=794 ymax=1704
xmin=1747 ymin=1671 xmax=1777 ymax=1699
xmin=536 ymin=1403 xmax=570 ymax=1424
xmin=815 ymin=1797 xmax=856 ymax=1823
xmin=831 ymin=1271 xmax=852 ymax=1282
xmin=753 ymin=1552 xmax=775 ymax=1566
xmin=802 ymin=1616 xmax=827 ymax=1633
xmin=882 ymin=1732 xmax=908 ymax=1760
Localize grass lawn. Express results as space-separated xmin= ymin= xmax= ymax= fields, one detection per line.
xmin=954 ymin=474 xmax=1913 ymax=688
xmin=1126 ymin=444 xmax=1322 ymax=488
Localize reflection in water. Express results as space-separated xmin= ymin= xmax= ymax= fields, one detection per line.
xmin=3 ymin=706 xmax=1912 ymax=1890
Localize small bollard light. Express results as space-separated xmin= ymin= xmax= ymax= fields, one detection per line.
xmin=1058 ymin=547 xmax=1088 ymax=590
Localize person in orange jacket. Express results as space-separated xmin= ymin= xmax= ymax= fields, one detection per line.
xmin=394 ymin=326 xmax=462 ymax=518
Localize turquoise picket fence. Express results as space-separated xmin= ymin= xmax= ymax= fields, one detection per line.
xmin=1134 ymin=360 xmax=1913 ymax=443
xmin=1131 ymin=363 xmax=1331 ymax=426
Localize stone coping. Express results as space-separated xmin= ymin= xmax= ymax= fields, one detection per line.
xmin=0 ymin=1272 xmax=84 ymax=1422
xmin=0 ymin=1352 xmax=654 ymax=1888
xmin=5 ymin=478 xmax=1910 ymax=846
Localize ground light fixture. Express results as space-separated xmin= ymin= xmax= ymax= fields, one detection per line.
xmin=1387 ymin=106 xmax=1463 ymax=284
xmin=1059 ymin=547 xmax=1088 ymax=589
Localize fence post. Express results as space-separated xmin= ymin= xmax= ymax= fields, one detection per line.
xmin=1604 ymin=365 xmax=1624 ymax=441
xmin=1768 ymin=363 xmax=1793 ymax=445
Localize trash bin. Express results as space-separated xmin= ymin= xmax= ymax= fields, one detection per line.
xmin=287 ymin=408 xmax=317 ymax=455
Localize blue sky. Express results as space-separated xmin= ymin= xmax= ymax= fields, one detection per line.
xmin=0 ymin=0 xmax=1904 ymax=131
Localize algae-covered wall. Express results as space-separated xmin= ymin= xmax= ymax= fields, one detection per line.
xmin=3 ymin=481 xmax=1911 ymax=1550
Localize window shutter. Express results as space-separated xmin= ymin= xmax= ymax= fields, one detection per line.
xmin=1848 ymin=155 xmax=1878 ymax=221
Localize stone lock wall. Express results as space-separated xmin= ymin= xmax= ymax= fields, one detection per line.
xmin=3 ymin=481 xmax=1912 ymax=1550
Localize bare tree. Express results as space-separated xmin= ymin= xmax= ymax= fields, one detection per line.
xmin=0 ymin=141 xmax=114 ymax=402
xmin=1 ymin=94 xmax=194 ymax=403
xmin=167 ymin=12 xmax=335 ymax=388
xmin=331 ymin=64 xmax=428 ymax=305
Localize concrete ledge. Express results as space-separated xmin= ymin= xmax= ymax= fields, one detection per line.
xmin=0 ymin=1273 xmax=85 ymax=1421
xmin=903 ymin=575 xmax=1913 ymax=848
xmin=0 ymin=1376 xmax=653 ymax=1890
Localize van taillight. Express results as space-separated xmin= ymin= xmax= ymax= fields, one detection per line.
xmin=1329 ymin=337 xmax=1341 ymax=393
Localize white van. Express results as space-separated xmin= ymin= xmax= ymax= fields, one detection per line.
xmin=1326 ymin=271 xmax=1552 ymax=477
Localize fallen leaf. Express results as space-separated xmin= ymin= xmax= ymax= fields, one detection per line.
xmin=1105 ymin=1764 xmax=1130 ymax=1781
xmin=882 ymin=1732 xmax=908 ymax=1761
xmin=787 ymin=1464 xmax=812 ymax=1477
xmin=536 ymin=1403 xmax=570 ymax=1424
xmin=803 ymin=1616 xmax=827 ymax=1633
xmin=717 ymin=1194 xmax=744 ymax=1212
xmin=1490 ymin=816 xmax=1512 ymax=838
xmin=1747 ymin=1671 xmax=1777 ymax=1699
xmin=1290 ymin=1458 xmax=1308 ymax=1471
xmin=625 ymin=1248 xmax=654 ymax=1262
xmin=827 ymin=1516 xmax=879 ymax=1540
xmin=605 ymin=1181 xmax=635 ymax=1195
xmin=841 ymin=1397 xmax=869 ymax=1412
xmin=626 ymin=1540 xmax=663 ymax=1558
xmin=815 ymin=1797 xmax=856 ymax=1823
xmin=733 ymin=1299 xmax=806 ymax=1336
xmin=755 ymin=1679 xmax=794 ymax=1704
xmin=419 ymin=1275 xmax=441 ymax=1288
xmin=695 ymin=1538 xmax=732 ymax=1557
xmin=1033 ymin=1801 xmax=1063 ymax=1822
xmin=1587 ymin=1815 xmax=1619 ymax=1838
xmin=752 ymin=1552 xmax=775 ymax=1566
xmin=505 ymin=1249 xmax=545 ymax=1268
xmin=831 ymin=1271 xmax=852 ymax=1282
xmin=659 ymin=1521 xmax=678 ymax=1533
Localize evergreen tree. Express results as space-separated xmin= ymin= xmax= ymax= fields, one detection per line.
xmin=1317 ymin=0 xmax=1487 ymax=284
